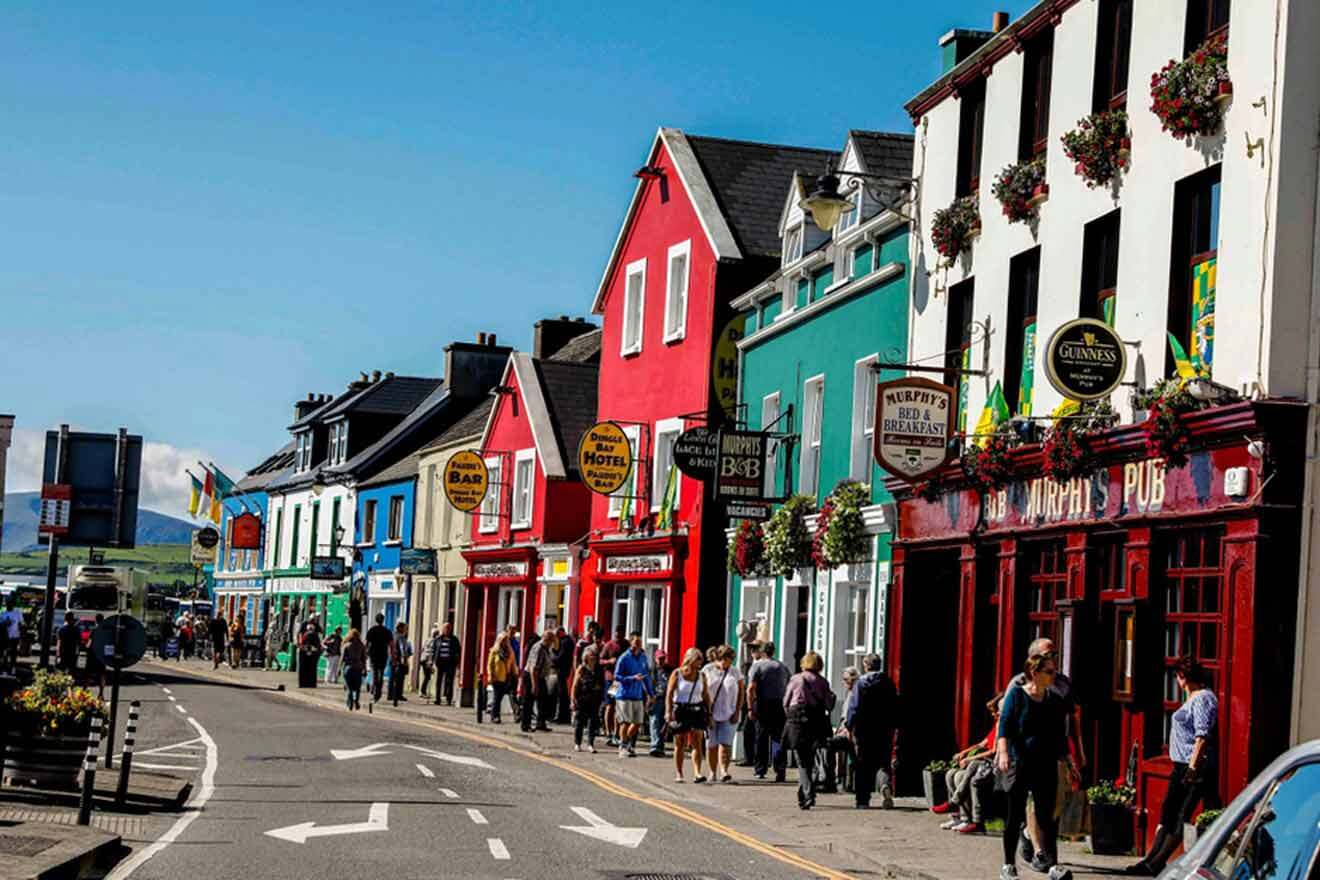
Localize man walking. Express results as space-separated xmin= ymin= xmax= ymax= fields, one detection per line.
xmin=430 ymin=623 xmax=461 ymax=706
xmin=748 ymin=641 xmax=790 ymax=782
xmin=599 ymin=626 xmax=627 ymax=746
xmin=553 ymin=626 xmax=575 ymax=723
xmin=365 ymin=613 xmax=393 ymax=703
xmin=846 ymin=653 xmax=899 ymax=809
xmin=647 ymin=649 xmax=671 ymax=757
xmin=57 ymin=612 xmax=81 ymax=675
xmin=522 ymin=630 xmax=555 ymax=732
xmin=612 ymin=632 xmax=652 ymax=757
xmin=208 ymin=613 xmax=228 ymax=670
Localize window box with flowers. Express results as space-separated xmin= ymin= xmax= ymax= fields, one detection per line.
xmin=992 ymin=157 xmax=1047 ymax=224
xmin=962 ymin=426 xmax=1018 ymax=493
xmin=812 ymin=480 xmax=871 ymax=569
xmin=1150 ymin=32 xmax=1231 ymax=140
xmin=763 ymin=494 xmax=815 ymax=577
xmin=1061 ymin=110 xmax=1132 ymax=189
xmin=727 ymin=519 xmax=769 ymax=578
xmin=1133 ymin=379 xmax=1204 ymax=469
xmin=930 ymin=195 xmax=981 ymax=261
xmin=1041 ymin=400 xmax=1116 ymax=484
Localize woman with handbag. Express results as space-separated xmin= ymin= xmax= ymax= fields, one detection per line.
xmin=782 ymin=651 xmax=836 ymax=810
xmin=666 ymin=648 xmax=711 ymax=784
xmin=571 ymin=645 xmax=606 ymax=752
xmin=995 ymin=652 xmax=1072 ymax=880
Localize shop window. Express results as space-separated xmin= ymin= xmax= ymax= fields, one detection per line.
xmin=956 ymin=78 xmax=987 ymax=196
xmin=362 ymin=499 xmax=377 ymax=544
xmin=851 ymin=354 xmax=879 ymax=481
xmin=479 ymin=458 xmax=501 ymax=533
xmin=290 ymin=505 xmax=302 ymax=568
xmin=1004 ymin=248 xmax=1041 ymax=418
xmin=511 ymin=449 xmax=535 ymax=528
xmin=1185 ymin=0 xmax=1230 ymax=53
xmin=799 ymin=375 xmax=825 ymax=498
xmin=621 ymin=258 xmax=646 ymax=356
xmin=1080 ymin=210 xmax=1121 ymax=324
xmin=444 ymin=580 xmax=458 ymax=625
xmin=1024 ymin=539 xmax=1067 ymax=645
xmin=741 ymin=584 xmax=772 ymax=639
xmin=663 ymin=240 xmax=690 ymax=343
xmin=1019 ymin=30 xmax=1055 ymax=160
xmin=1159 ymin=528 xmax=1224 ymax=747
xmin=845 ymin=584 xmax=871 ymax=666
xmin=1167 ymin=166 xmax=1221 ymax=378
xmin=1089 ymin=533 xmax=1128 ymax=596
xmin=615 ymin=585 xmax=664 ymax=659
xmin=1092 ymin=0 xmax=1133 ymax=111
xmin=945 ymin=278 xmax=975 ymax=435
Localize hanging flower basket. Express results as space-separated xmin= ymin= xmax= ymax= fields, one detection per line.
xmin=1041 ymin=401 xmax=1115 ymax=484
xmin=1150 ymin=32 xmax=1231 ymax=139
xmin=1061 ymin=110 xmax=1132 ymax=189
xmin=930 ymin=195 xmax=981 ymax=261
xmin=763 ymin=494 xmax=815 ymax=576
xmin=727 ymin=519 xmax=769 ymax=577
xmin=812 ymin=481 xmax=871 ymax=568
xmin=992 ymin=157 xmax=1047 ymax=224
xmin=1134 ymin=379 xmax=1203 ymax=469
xmin=962 ymin=428 xmax=1017 ymax=492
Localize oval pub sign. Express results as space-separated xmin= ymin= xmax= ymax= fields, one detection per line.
xmin=578 ymin=421 xmax=634 ymax=495
xmin=443 ymin=449 xmax=489 ymax=512
xmin=1044 ymin=318 xmax=1126 ymax=401
xmin=873 ymin=377 xmax=955 ymax=483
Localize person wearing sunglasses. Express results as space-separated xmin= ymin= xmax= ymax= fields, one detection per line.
xmin=996 ymin=652 xmax=1074 ymax=880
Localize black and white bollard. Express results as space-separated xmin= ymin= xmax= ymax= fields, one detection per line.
xmin=115 ymin=700 xmax=140 ymax=806
xmin=78 ymin=716 xmax=102 ymax=826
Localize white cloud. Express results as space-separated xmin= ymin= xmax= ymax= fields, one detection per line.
xmin=4 ymin=428 xmax=234 ymax=517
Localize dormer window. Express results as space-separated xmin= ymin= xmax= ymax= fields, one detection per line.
xmin=782 ymin=223 xmax=804 ymax=266
xmin=327 ymin=421 xmax=349 ymax=465
xmin=295 ymin=432 xmax=312 ymax=473
xmin=835 ymin=187 xmax=861 ymax=234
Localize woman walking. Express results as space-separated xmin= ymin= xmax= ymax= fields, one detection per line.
xmin=341 ymin=628 xmax=367 ymax=711
xmin=323 ymin=626 xmax=344 ymax=684
xmin=1125 ymin=658 xmax=1218 ymax=876
xmin=486 ymin=632 xmax=518 ymax=723
xmin=665 ymin=648 xmax=711 ymax=784
xmin=571 ymin=645 xmax=605 ymax=752
xmin=782 ymin=651 xmax=835 ymax=810
xmin=996 ymin=652 xmax=1073 ymax=880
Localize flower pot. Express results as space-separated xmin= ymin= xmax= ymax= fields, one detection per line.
xmin=1215 ymin=80 xmax=1234 ymax=104
xmin=1088 ymin=802 xmax=1136 ymax=855
xmin=1184 ymin=822 xmax=1199 ymax=849
xmin=1027 ymin=183 xmax=1050 ymax=208
xmin=922 ymin=769 xmax=949 ymax=809
xmin=2 ymin=727 xmax=90 ymax=790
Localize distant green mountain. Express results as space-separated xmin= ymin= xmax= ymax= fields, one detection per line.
xmin=2 ymin=491 xmax=196 ymax=552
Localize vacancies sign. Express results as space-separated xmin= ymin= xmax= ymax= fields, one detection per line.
xmin=874 ymin=377 xmax=955 ymax=483
xmin=1044 ymin=318 xmax=1126 ymax=401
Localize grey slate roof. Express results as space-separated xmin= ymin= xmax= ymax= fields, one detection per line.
xmin=330 ymin=380 xmax=449 ymax=482
xmin=289 ymin=387 xmax=360 ymax=430
xmin=357 ymin=452 xmax=421 ymax=489
xmin=546 ymin=328 xmax=602 ymax=364
xmin=849 ymin=130 xmax=915 ymax=180
xmin=419 ymin=397 xmax=494 ymax=453
xmin=685 ymin=135 xmax=839 ymax=259
xmin=319 ymin=376 xmax=441 ymax=420
xmin=533 ymin=360 xmax=599 ymax=478
xmin=236 ymin=441 xmax=297 ymax=492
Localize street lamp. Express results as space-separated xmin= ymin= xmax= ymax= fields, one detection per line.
xmin=799 ymin=161 xmax=918 ymax=233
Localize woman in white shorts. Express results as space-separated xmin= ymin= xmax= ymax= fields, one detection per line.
xmin=703 ymin=644 xmax=745 ymax=783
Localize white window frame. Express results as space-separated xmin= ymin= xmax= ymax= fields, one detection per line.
xmin=651 ymin=417 xmax=683 ymax=512
xmin=851 ymin=354 xmax=879 ymax=481
xmin=761 ymin=392 xmax=782 ymax=498
xmin=621 ymin=257 xmax=647 ymax=356
xmin=511 ymin=447 xmax=536 ymax=529
xmin=782 ymin=223 xmax=804 ymax=267
xmin=836 ymin=186 xmax=861 ymax=234
xmin=800 ymin=375 xmax=825 ymax=497
xmin=663 ymin=240 xmax=690 ymax=343
xmin=479 ymin=456 xmax=502 ymax=533
xmin=608 ymin=425 xmax=642 ymax=519
xmin=295 ymin=432 xmax=309 ymax=473
xmin=844 ymin=583 xmax=871 ymax=663
xmin=614 ymin=584 xmax=664 ymax=659
xmin=332 ymin=421 xmax=348 ymax=464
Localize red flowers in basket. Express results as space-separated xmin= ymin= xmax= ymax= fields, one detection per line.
xmin=1061 ymin=110 xmax=1131 ymax=189
xmin=1150 ymin=32 xmax=1231 ymax=139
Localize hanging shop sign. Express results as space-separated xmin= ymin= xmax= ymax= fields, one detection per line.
xmin=230 ymin=512 xmax=262 ymax=550
xmin=714 ymin=430 xmax=771 ymax=501
xmin=673 ymin=427 xmax=718 ymax=480
xmin=712 ymin=316 xmax=745 ymax=420
xmin=310 ymin=555 xmax=346 ymax=580
xmin=399 ymin=548 xmax=438 ymax=576
xmin=603 ymin=554 xmax=671 ymax=575
xmin=873 ymin=377 xmax=956 ymax=482
xmin=1044 ymin=318 xmax=1127 ymax=401
xmin=472 ymin=560 xmax=528 ymax=579
xmin=190 ymin=527 xmax=219 ymax=565
xmin=443 ymin=450 xmax=489 ymax=512
xmin=578 ymin=421 xmax=633 ymax=495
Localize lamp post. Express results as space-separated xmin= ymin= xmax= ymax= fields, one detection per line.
xmin=799 ymin=161 xmax=918 ymax=233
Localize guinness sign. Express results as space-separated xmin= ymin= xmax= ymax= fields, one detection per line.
xmin=1044 ymin=318 xmax=1126 ymax=401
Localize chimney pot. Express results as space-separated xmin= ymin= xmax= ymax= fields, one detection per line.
xmin=384 ymin=371 xmax=395 ymax=379
xmin=371 ymin=369 xmax=382 ymax=382
xmin=993 ymin=11 xmax=1009 ymax=32
xmin=559 ymin=315 xmax=569 ymax=321
xmin=487 ymin=333 xmax=497 ymax=346
xmin=477 ymin=332 xmax=487 ymax=345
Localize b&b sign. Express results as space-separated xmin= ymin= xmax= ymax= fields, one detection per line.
xmin=714 ymin=430 xmax=770 ymax=501
xmin=873 ymin=377 xmax=955 ymax=483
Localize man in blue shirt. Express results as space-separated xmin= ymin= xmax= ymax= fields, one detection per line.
xmin=612 ymin=632 xmax=652 ymax=757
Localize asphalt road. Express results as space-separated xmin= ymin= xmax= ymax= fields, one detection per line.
xmin=107 ymin=667 xmax=817 ymax=880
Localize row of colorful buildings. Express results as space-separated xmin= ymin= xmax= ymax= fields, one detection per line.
xmin=208 ymin=0 xmax=1320 ymax=845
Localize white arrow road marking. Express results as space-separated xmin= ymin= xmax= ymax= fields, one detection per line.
xmin=559 ymin=807 xmax=648 ymax=848
xmin=466 ymin=808 xmax=488 ymax=825
xmin=406 ymin=744 xmax=494 ymax=770
xmin=264 ymin=802 xmax=389 ymax=844
xmin=330 ymin=743 xmax=394 ymax=761
xmin=136 ymin=737 xmax=205 ymax=756
xmin=487 ymin=838 xmax=510 ymax=860
xmin=439 ymin=788 xmax=459 ymax=799
xmin=415 ymin=764 xmax=434 ymax=778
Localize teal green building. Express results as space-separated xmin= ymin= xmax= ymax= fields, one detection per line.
xmin=728 ymin=130 xmax=914 ymax=699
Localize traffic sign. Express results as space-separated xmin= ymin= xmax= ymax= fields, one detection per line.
xmin=38 ymin=484 xmax=72 ymax=536
xmin=91 ymin=615 xmax=147 ymax=670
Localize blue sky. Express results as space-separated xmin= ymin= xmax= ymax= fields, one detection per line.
xmin=1 ymin=1 xmax=1032 ymax=510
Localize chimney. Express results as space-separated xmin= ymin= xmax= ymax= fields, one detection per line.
xmin=477 ymin=332 xmax=488 ymax=345
xmin=444 ymin=336 xmax=513 ymax=398
xmin=993 ymin=11 xmax=1009 ymax=32
xmin=294 ymin=393 xmax=328 ymax=421
xmin=534 ymin=316 xmax=598 ymax=360
xmin=487 ymin=333 xmax=497 ymax=346
xmin=371 ymin=369 xmax=382 ymax=383
xmin=939 ymin=25 xmax=996 ymax=73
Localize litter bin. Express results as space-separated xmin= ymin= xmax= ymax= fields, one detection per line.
xmin=297 ymin=651 xmax=319 ymax=688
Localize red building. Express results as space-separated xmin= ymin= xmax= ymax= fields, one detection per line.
xmin=460 ymin=321 xmax=599 ymax=685
xmin=884 ymin=401 xmax=1305 ymax=840
xmin=581 ymin=128 xmax=834 ymax=657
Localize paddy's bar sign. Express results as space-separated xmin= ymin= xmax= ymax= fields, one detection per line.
xmin=873 ymin=377 xmax=955 ymax=482
xmin=579 ymin=421 xmax=634 ymax=495
xmin=1044 ymin=318 xmax=1126 ymax=401
xmin=443 ymin=450 xmax=489 ymax=512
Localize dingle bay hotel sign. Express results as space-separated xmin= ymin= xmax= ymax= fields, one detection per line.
xmin=874 ymin=377 xmax=955 ymax=482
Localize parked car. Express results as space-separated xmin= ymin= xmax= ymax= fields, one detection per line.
xmin=1159 ymin=739 xmax=1320 ymax=879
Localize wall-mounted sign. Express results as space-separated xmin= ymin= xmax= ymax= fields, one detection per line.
xmin=399 ymin=548 xmax=438 ymax=576
xmin=727 ymin=501 xmax=771 ymax=521
xmin=673 ymin=427 xmax=718 ymax=481
xmin=603 ymin=554 xmax=670 ymax=575
xmin=1044 ymin=318 xmax=1126 ymax=401
xmin=190 ymin=527 xmax=219 ymax=565
xmin=230 ymin=512 xmax=262 ymax=550
xmin=712 ymin=316 xmax=745 ymax=420
xmin=443 ymin=450 xmax=489 ymax=512
xmin=472 ymin=560 xmax=528 ymax=579
xmin=310 ymin=555 xmax=346 ymax=580
xmin=578 ymin=421 xmax=633 ymax=495
xmin=874 ymin=377 xmax=956 ymax=483
xmin=715 ymin=430 xmax=772 ymax=501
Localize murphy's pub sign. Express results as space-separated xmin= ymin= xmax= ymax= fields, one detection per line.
xmin=874 ymin=377 xmax=955 ymax=482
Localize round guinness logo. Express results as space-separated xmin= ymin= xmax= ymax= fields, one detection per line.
xmin=1044 ymin=318 xmax=1126 ymax=401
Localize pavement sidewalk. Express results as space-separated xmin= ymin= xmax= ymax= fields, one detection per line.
xmin=144 ymin=657 xmax=1135 ymax=880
